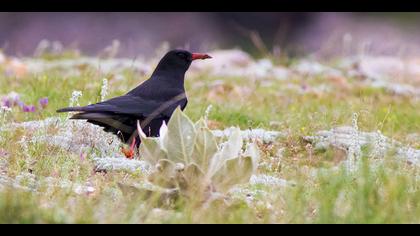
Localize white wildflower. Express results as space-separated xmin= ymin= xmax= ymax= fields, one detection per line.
xmin=370 ymin=130 xmax=388 ymax=158
xmin=204 ymin=104 xmax=213 ymax=121
xmin=100 ymin=78 xmax=108 ymax=102
xmin=19 ymin=135 xmax=30 ymax=159
xmin=0 ymin=106 xmax=12 ymax=127
xmin=346 ymin=112 xmax=361 ymax=171
xmin=69 ymin=90 xmax=83 ymax=107
xmin=352 ymin=112 xmax=359 ymax=131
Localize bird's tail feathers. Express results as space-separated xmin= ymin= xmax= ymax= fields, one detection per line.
xmin=56 ymin=107 xmax=85 ymax=113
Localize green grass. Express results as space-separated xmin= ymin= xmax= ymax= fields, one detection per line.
xmin=0 ymin=54 xmax=419 ymax=223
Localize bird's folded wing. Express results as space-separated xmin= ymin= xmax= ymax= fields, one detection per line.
xmin=57 ymin=94 xmax=187 ymax=118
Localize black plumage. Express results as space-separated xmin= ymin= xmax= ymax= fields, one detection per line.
xmin=57 ymin=49 xmax=211 ymax=148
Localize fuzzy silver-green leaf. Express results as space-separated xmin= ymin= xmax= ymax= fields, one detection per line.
xmin=148 ymin=159 xmax=177 ymax=188
xmin=176 ymin=163 xmax=207 ymax=196
xmin=211 ymin=155 xmax=254 ymax=193
xmin=208 ymin=127 xmax=242 ymax=176
xmin=138 ymin=121 xmax=167 ymax=165
xmin=243 ymin=141 xmax=260 ymax=172
xmin=192 ymin=124 xmax=218 ymax=172
xmin=164 ymin=107 xmax=197 ymax=164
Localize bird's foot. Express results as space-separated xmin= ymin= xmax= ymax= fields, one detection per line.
xmin=121 ymin=138 xmax=137 ymax=159
xmin=121 ymin=147 xmax=134 ymax=159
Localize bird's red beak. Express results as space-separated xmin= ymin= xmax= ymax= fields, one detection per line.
xmin=191 ymin=53 xmax=212 ymax=60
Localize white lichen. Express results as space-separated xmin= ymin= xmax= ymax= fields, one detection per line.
xmin=292 ymin=60 xmax=343 ymax=77
xmin=0 ymin=173 xmax=95 ymax=195
xmin=304 ymin=126 xmax=420 ymax=169
xmin=8 ymin=117 xmax=122 ymax=158
xmin=94 ymin=157 xmax=150 ymax=173
xmin=249 ymin=174 xmax=291 ymax=187
xmin=212 ymin=127 xmax=285 ymax=143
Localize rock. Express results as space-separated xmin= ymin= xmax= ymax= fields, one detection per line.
xmin=23 ymin=57 xmax=151 ymax=77
xmin=357 ymin=56 xmax=406 ymax=81
xmin=370 ymin=80 xmax=420 ymax=97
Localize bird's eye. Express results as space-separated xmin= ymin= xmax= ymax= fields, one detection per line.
xmin=177 ymin=52 xmax=188 ymax=60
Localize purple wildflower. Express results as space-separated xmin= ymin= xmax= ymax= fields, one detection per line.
xmin=0 ymin=149 xmax=8 ymax=157
xmin=22 ymin=105 xmax=36 ymax=113
xmin=3 ymin=99 xmax=11 ymax=108
xmin=80 ymin=152 xmax=86 ymax=161
xmin=1 ymin=92 xmax=22 ymax=108
xmin=8 ymin=92 xmax=20 ymax=106
xmin=17 ymin=101 xmax=24 ymax=108
xmin=39 ymin=97 xmax=49 ymax=109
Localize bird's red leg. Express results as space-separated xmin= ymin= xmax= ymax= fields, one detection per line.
xmin=121 ymin=138 xmax=137 ymax=159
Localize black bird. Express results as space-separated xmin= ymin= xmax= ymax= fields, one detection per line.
xmin=57 ymin=49 xmax=212 ymax=158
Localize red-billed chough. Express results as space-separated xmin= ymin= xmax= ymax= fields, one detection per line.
xmin=57 ymin=49 xmax=211 ymax=158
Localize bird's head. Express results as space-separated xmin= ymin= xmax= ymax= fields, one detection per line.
xmin=153 ymin=49 xmax=212 ymax=76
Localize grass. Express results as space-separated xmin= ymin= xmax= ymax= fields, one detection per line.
xmin=0 ymin=52 xmax=419 ymax=223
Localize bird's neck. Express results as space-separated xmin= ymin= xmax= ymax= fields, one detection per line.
xmin=151 ymin=69 xmax=186 ymax=89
